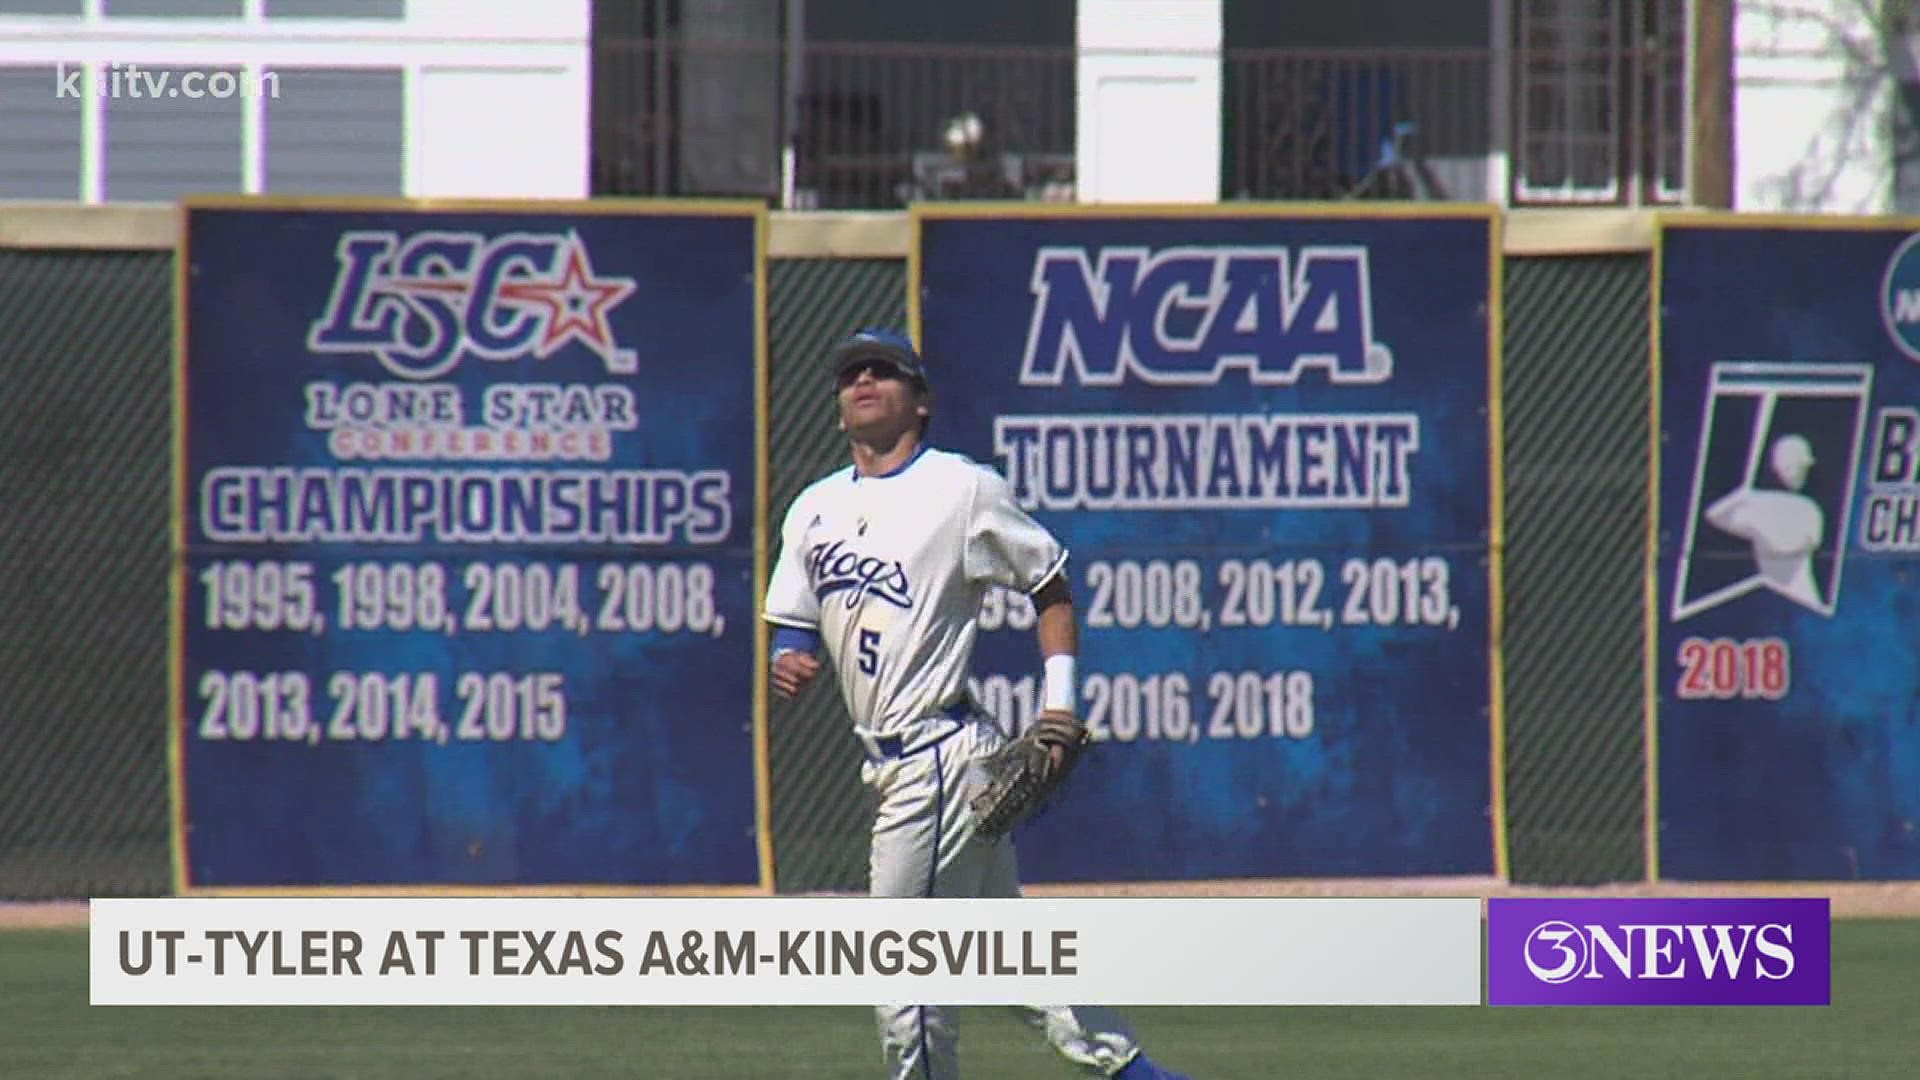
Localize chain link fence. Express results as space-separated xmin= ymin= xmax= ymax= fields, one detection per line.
xmin=1499 ymin=255 xmax=1653 ymax=884
xmin=765 ymin=259 xmax=907 ymax=894
xmin=0 ymin=242 xmax=1653 ymax=898
xmin=0 ymin=250 xmax=175 ymax=899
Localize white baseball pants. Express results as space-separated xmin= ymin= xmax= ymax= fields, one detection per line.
xmin=861 ymin=714 xmax=1141 ymax=1080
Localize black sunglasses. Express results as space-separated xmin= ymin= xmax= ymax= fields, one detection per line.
xmin=836 ymin=358 xmax=907 ymax=388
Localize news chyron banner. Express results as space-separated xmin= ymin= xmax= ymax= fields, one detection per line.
xmin=913 ymin=206 xmax=1501 ymax=881
xmin=173 ymin=199 xmax=767 ymax=892
xmin=1656 ymin=216 xmax=1920 ymax=880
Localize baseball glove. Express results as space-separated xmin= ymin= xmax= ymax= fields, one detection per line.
xmin=968 ymin=710 xmax=1091 ymax=838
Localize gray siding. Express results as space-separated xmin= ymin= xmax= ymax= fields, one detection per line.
xmin=103 ymin=66 xmax=243 ymax=200
xmin=263 ymin=67 xmax=404 ymax=195
xmin=0 ymin=1 xmax=84 ymax=14
xmin=0 ymin=66 xmax=83 ymax=199
xmin=102 ymin=0 xmax=244 ymax=15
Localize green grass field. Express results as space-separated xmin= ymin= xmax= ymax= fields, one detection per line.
xmin=5 ymin=922 xmax=1917 ymax=1079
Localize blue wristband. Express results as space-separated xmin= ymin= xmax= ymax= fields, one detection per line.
xmin=770 ymin=626 xmax=819 ymax=660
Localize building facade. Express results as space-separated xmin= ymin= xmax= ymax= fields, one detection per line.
xmin=0 ymin=0 xmax=588 ymax=201
xmin=0 ymin=0 xmax=1911 ymax=214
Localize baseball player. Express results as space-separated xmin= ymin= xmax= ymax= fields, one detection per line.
xmin=761 ymin=328 xmax=1193 ymax=1080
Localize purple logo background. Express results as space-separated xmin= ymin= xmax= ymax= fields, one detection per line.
xmin=1486 ymin=898 xmax=1830 ymax=1006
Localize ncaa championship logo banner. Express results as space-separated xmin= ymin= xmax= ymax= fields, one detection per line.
xmin=1486 ymin=898 xmax=1830 ymax=1006
xmin=171 ymin=198 xmax=768 ymax=892
xmin=912 ymin=205 xmax=1500 ymax=882
xmin=1656 ymin=217 xmax=1920 ymax=880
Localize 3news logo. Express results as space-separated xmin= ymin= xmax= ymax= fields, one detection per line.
xmin=1486 ymin=898 xmax=1830 ymax=1006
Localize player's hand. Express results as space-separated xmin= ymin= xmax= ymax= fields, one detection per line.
xmin=1031 ymin=709 xmax=1087 ymax=771
xmin=771 ymin=651 xmax=822 ymax=700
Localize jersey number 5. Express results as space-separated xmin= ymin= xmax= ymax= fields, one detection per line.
xmin=857 ymin=628 xmax=880 ymax=675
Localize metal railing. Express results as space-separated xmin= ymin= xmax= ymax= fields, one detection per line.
xmin=591 ymin=38 xmax=1076 ymax=209
xmin=591 ymin=36 xmax=1686 ymax=209
xmin=1222 ymin=47 xmax=1493 ymax=202
xmin=1513 ymin=0 xmax=1688 ymax=205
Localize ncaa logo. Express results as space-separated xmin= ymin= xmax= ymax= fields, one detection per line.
xmin=1881 ymin=232 xmax=1920 ymax=362
xmin=1020 ymin=245 xmax=1395 ymax=388
xmin=1523 ymin=921 xmax=1586 ymax=984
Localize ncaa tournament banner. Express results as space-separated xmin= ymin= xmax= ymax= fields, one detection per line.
xmin=912 ymin=205 xmax=1501 ymax=882
xmin=171 ymin=198 xmax=768 ymax=893
xmin=1655 ymin=215 xmax=1920 ymax=880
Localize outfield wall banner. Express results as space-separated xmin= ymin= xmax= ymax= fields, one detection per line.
xmin=1655 ymin=216 xmax=1920 ymax=880
xmin=912 ymin=206 xmax=1502 ymax=881
xmin=172 ymin=199 xmax=768 ymax=892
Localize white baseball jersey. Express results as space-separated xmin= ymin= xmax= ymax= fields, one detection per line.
xmin=763 ymin=446 xmax=1067 ymax=735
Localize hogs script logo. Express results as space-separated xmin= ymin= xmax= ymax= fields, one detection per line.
xmin=806 ymin=539 xmax=914 ymax=610
xmin=307 ymin=229 xmax=640 ymax=380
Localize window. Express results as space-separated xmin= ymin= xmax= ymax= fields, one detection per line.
xmin=3 ymin=5 xmax=412 ymax=201
xmin=0 ymin=1 xmax=84 ymax=14
xmin=102 ymin=0 xmax=243 ymax=16
xmin=103 ymin=65 xmax=243 ymax=200
xmin=264 ymin=0 xmax=404 ymax=18
xmin=263 ymin=67 xmax=404 ymax=195
xmin=1514 ymin=0 xmax=1686 ymax=204
xmin=0 ymin=66 xmax=82 ymax=199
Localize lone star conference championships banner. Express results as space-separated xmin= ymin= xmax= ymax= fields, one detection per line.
xmin=912 ymin=205 xmax=1501 ymax=882
xmin=170 ymin=198 xmax=768 ymax=891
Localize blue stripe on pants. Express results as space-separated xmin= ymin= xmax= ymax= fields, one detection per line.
xmin=919 ymin=743 xmax=944 ymax=1078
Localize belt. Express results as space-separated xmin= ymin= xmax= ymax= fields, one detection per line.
xmin=858 ymin=700 xmax=974 ymax=762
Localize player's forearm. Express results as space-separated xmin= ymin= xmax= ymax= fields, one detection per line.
xmin=1031 ymin=574 xmax=1078 ymax=713
xmin=1036 ymin=598 xmax=1076 ymax=658
xmin=1031 ymin=575 xmax=1076 ymax=659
